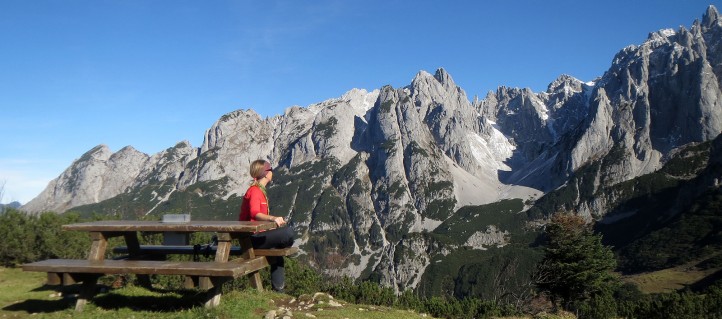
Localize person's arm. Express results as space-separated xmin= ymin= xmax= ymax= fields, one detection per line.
xmin=249 ymin=188 xmax=286 ymax=227
xmin=255 ymin=212 xmax=286 ymax=227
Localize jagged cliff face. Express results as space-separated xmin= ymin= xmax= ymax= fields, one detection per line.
xmin=22 ymin=6 xmax=722 ymax=293
xmin=474 ymin=6 xmax=722 ymax=218
xmin=22 ymin=143 xmax=198 ymax=213
xmin=560 ymin=6 xmax=722 ymax=218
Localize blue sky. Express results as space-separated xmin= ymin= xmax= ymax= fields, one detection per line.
xmin=1 ymin=0 xmax=719 ymax=204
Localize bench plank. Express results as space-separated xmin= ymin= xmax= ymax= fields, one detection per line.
xmin=255 ymin=247 xmax=299 ymax=256
xmin=113 ymin=245 xmax=298 ymax=257
xmin=22 ymin=258 xmax=269 ymax=278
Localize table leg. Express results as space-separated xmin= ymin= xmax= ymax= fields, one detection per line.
xmin=197 ymin=232 xmax=234 ymax=292
xmin=71 ymin=232 xmax=108 ymax=311
xmin=239 ymin=235 xmax=263 ymax=291
xmin=87 ymin=232 xmax=108 ymax=261
xmin=62 ymin=273 xmax=77 ymax=285
xmin=215 ymin=233 xmax=232 ymax=261
xmin=204 ymin=277 xmax=230 ymax=308
xmin=123 ymin=232 xmax=141 ymax=256
xmin=123 ymin=232 xmax=152 ymax=288
xmin=46 ymin=272 xmax=62 ymax=285
xmin=75 ymin=274 xmax=101 ymax=312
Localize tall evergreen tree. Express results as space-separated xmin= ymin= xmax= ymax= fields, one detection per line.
xmin=535 ymin=214 xmax=619 ymax=313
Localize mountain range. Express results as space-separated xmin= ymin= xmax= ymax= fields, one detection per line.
xmin=20 ymin=5 xmax=722 ymax=297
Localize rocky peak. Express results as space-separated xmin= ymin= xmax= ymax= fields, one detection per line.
xmin=676 ymin=25 xmax=698 ymax=49
xmin=411 ymin=69 xmax=434 ymax=84
xmin=544 ymin=75 xmax=586 ymax=114
xmin=412 ymin=69 xmax=475 ymax=119
xmin=339 ymin=88 xmax=380 ymax=116
xmin=546 ymin=74 xmax=583 ymax=94
xmin=81 ymin=144 xmax=113 ymax=162
xmin=476 ymin=90 xmax=498 ymax=120
xmin=647 ymin=28 xmax=676 ymax=46
xmin=409 ymin=70 xmax=439 ymax=110
xmin=703 ymin=5 xmax=720 ymax=30
xmin=543 ymin=75 xmax=591 ymax=142
xmin=433 ymin=68 xmax=457 ymax=90
xmin=410 ymin=68 xmax=469 ymax=110
xmin=22 ymin=144 xmax=152 ymax=214
xmin=191 ymin=108 xmax=274 ymax=195
xmin=484 ymin=86 xmax=553 ymax=162
xmin=701 ymin=6 xmax=722 ymax=88
xmin=113 ymin=145 xmax=141 ymax=156
xmin=274 ymin=88 xmax=381 ymax=168
xmin=201 ymin=109 xmax=265 ymax=153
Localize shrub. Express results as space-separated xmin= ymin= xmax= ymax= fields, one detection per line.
xmin=0 ymin=210 xmax=89 ymax=267
xmin=285 ymin=258 xmax=322 ymax=296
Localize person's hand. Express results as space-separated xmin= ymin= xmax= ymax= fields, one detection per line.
xmin=272 ymin=216 xmax=286 ymax=227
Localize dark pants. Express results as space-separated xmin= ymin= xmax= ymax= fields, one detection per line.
xmin=250 ymin=226 xmax=295 ymax=292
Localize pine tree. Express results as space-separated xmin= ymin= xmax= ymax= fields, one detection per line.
xmin=534 ymin=213 xmax=619 ymax=313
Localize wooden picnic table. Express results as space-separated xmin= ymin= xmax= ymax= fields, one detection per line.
xmin=23 ymin=220 xmax=278 ymax=311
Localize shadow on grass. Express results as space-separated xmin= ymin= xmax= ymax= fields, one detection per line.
xmin=3 ymin=285 xmax=209 ymax=314
xmin=3 ymin=298 xmax=74 ymax=313
xmin=690 ymin=268 xmax=722 ymax=292
xmin=30 ymin=284 xmax=71 ymax=292
xmin=91 ymin=289 xmax=208 ymax=312
xmin=3 ymin=284 xmax=77 ymax=314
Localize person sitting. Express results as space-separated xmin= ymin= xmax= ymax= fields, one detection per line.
xmin=239 ymin=159 xmax=295 ymax=292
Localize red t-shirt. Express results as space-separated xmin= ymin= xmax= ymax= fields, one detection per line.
xmin=239 ymin=185 xmax=268 ymax=222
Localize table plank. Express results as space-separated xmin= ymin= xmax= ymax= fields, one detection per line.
xmin=62 ymin=220 xmax=276 ymax=233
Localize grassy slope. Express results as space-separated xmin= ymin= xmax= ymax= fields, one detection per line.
xmin=620 ymin=256 xmax=722 ymax=294
xmin=0 ymin=267 xmax=582 ymax=319
xmin=0 ymin=267 xmax=434 ymax=319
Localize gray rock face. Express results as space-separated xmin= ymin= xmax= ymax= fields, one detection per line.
xmin=479 ymin=6 xmax=722 ymax=200
xmin=464 ymin=225 xmax=510 ymax=250
xmin=540 ymin=5 xmax=722 ymax=218
xmin=23 ymin=145 xmax=146 ymax=213
xmin=283 ymin=88 xmax=378 ymax=168
xmin=182 ymin=109 xmax=275 ymax=196
xmin=569 ymin=88 xmax=615 ymax=172
xmin=22 ymin=142 xmax=198 ymax=214
xmin=21 ymin=5 xmax=722 ymax=293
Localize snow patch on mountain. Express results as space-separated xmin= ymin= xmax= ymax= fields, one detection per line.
xmin=468 ymin=128 xmax=515 ymax=172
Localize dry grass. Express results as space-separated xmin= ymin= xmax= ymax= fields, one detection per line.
xmin=622 ymin=260 xmax=721 ymax=294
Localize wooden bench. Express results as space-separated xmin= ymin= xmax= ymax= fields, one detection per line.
xmin=22 ymin=257 xmax=268 ymax=309
xmin=111 ymin=245 xmax=298 ymax=290
xmin=112 ymin=245 xmax=299 ymax=258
